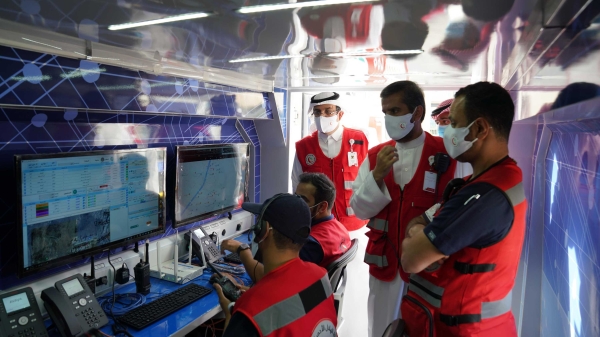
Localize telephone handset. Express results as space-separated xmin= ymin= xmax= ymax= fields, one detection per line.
xmin=41 ymin=274 xmax=108 ymax=337
xmin=185 ymin=226 xmax=223 ymax=264
xmin=197 ymin=226 xmax=223 ymax=263
xmin=0 ymin=286 xmax=48 ymax=337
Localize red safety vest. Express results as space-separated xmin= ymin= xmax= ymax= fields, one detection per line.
xmin=401 ymin=157 xmax=527 ymax=337
xmin=296 ymin=127 xmax=369 ymax=231
xmin=364 ymin=133 xmax=456 ymax=282
xmin=310 ymin=216 xmax=352 ymax=268
xmin=233 ymin=258 xmax=337 ymax=337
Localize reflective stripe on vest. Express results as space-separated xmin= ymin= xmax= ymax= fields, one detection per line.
xmin=408 ymin=274 xmax=445 ymax=308
xmin=439 ymin=290 xmax=514 ymax=326
xmin=481 ymin=289 xmax=512 ymax=319
xmin=253 ymin=274 xmax=333 ymax=336
xmin=364 ymin=253 xmax=388 ymax=267
xmin=344 ymin=181 xmax=353 ymax=190
xmin=505 ymin=182 xmax=526 ymax=206
xmin=367 ymin=218 xmax=388 ymax=232
xmin=347 ymin=207 xmax=355 ymax=216
xmin=410 ymin=272 xmax=514 ymax=322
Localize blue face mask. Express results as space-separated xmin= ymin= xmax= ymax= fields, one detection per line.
xmin=438 ymin=125 xmax=448 ymax=138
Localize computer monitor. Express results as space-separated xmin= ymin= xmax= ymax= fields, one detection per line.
xmin=15 ymin=148 xmax=166 ymax=277
xmin=174 ymin=143 xmax=249 ymax=227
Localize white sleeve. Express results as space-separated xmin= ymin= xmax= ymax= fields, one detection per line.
xmin=291 ymin=154 xmax=303 ymax=192
xmin=454 ymin=162 xmax=473 ymax=179
xmin=350 ymin=156 xmax=392 ymax=220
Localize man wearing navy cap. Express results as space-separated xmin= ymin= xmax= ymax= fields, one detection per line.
xmin=213 ymin=194 xmax=337 ymax=337
xmin=292 ymin=92 xmax=369 ymax=232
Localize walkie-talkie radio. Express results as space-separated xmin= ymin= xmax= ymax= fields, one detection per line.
xmin=134 ymin=240 xmax=151 ymax=295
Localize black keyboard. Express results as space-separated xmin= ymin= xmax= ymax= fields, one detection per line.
xmin=119 ymin=283 xmax=212 ymax=330
xmin=224 ymin=252 xmax=242 ymax=264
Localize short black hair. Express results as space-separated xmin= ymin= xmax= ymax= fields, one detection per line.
xmin=380 ymin=81 xmax=426 ymax=121
xmin=454 ymin=82 xmax=514 ymax=140
xmin=462 ymin=0 xmax=515 ymax=22
xmin=298 ymin=172 xmax=336 ymax=211
xmin=272 ymin=228 xmax=304 ymax=251
xmin=551 ymin=82 xmax=600 ymax=110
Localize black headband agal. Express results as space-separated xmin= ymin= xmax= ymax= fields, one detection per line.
xmin=431 ymin=103 xmax=452 ymax=117
xmin=310 ymin=92 xmax=340 ymax=104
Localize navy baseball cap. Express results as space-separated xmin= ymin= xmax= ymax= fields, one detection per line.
xmin=242 ymin=193 xmax=311 ymax=244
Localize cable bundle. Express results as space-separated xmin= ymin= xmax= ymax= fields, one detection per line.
xmin=98 ymin=293 xmax=146 ymax=316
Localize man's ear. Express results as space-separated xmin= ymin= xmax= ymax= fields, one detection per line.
xmin=412 ymin=106 xmax=424 ymax=123
xmin=474 ymin=117 xmax=491 ymax=140
xmin=319 ymin=201 xmax=328 ymax=215
xmin=338 ymin=111 xmax=344 ymax=120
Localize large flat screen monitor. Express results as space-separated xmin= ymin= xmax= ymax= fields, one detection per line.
xmin=15 ymin=148 xmax=166 ymax=277
xmin=174 ymin=143 xmax=249 ymax=227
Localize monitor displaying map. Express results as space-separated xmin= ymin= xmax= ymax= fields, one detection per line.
xmin=16 ymin=148 xmax=166 ymax=277
xmin=174 ymin=143 xmax=249 ymax=227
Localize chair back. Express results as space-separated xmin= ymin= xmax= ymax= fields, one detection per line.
xmin=327 ymin=238 xmax=358 ymax=291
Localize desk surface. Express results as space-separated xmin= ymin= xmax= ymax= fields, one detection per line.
xmin=47 ymin=235 xmax=254 ymax=337
xmin=99 ymin=269 xmax=238 ymax=337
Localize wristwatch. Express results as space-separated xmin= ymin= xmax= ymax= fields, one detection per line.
xmin=236 ymin=243 xmax=250 ymax=255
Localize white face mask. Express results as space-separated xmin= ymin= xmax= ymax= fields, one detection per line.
xmin=384 ymin=108 xmax=416 ymax=140
xmin=315 ymin=115 xmax=339 ymax=134
xmin=443 ymin=120 xmax=478 ymax=159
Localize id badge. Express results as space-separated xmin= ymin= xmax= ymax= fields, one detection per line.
xmin=423 ymin=171 xmax=437 ymax=193
xmin=348 ymin=151 xmax=358 ymax=167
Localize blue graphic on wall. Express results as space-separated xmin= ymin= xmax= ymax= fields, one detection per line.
xmin=541 ymin=127 xmax=600 ymax=337
xmin=0 ymin=46 xmax=272 ymax=118
xmin=0 ymin=47 xmax=283 ymax=290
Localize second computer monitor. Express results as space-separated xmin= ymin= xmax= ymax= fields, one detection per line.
xmin=174 ymin=143 xmax=250 ymax=227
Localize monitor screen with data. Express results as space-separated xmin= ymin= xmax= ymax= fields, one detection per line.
xmin=16 ymin=148 xmax=166 ymax=277
xmin=175 ymin=143 xmax=249 ymax=227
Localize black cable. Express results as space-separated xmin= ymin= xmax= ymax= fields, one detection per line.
xmin=107 ymin=250 xmax=127 ymax=332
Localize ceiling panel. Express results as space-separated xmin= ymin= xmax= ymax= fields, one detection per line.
xmin=3 ymin=0 xmax=600 ymax=92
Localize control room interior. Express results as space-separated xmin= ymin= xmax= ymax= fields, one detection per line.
xmin=0 ymin=0 xmax=599 ymax=336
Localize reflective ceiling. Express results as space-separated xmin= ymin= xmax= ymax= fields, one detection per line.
xmin=0 ymin=0 xmax=599 ymax=89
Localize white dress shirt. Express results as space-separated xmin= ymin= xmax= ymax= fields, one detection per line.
xmin=350 ymin=132 xmax=425 ymax=220
xmin=292 ymin=126 xmax=345 ymax=191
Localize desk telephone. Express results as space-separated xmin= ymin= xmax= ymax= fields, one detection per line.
xmin=185 ymin=226 xmax=223 ymax=265
xmin=0 ymin=287 xmax=47 ymax=337
xmin=40 ymin=274 xmax=108 ymax=337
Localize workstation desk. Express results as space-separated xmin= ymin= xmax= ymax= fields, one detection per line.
xmin=43 ymin=235 xmax=252 ymax=337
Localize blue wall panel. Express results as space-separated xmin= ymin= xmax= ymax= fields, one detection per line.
xmin=541 ymin=125 xmax=600 ymax=337
xmin=0 ymin=46 xmax=271 ymax=118
xmin=0 ymin=47 xmax=284 ymax=291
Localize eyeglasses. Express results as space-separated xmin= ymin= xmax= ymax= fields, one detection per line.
xmin=311 ymin=109 xmax=339 ymax=117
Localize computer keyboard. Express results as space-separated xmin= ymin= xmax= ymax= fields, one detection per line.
xmin=224 ymin=252 xmax=242 ymax=264
xmin=119 ymin=283 xmax=212 ymax=330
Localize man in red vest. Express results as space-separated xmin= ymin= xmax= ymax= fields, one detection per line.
xmin=292 ymin=92 xmax=369 ymax=232
xmin=400 ymin=82 xmax=527 ymax=336
xmin=295 ymin=172 xmax=351 ymax=268
xmin=350 ymin=81 xmax=456 ymax=337
xmin=213 ymin=194 xmax=337 ymax=337
xmin=220 ymin=173 xmax=350 ymax=280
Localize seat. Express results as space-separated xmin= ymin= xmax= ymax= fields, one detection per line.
xmin=326 ymin=238 xmax=359 ymax=331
